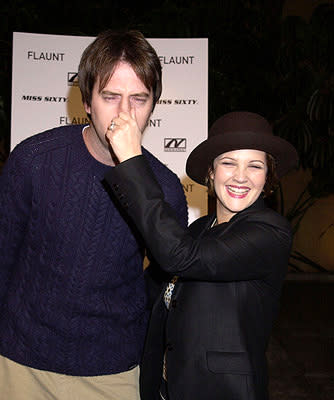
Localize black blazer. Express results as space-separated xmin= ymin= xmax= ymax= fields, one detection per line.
xmin=105 ymin=156 xmax=292 ymax=400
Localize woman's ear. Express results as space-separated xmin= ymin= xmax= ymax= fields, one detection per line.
xmin=209 ymin=168 xmax=215 ymax=181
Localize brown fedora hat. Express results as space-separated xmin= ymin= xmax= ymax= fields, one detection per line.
xmin=186 ymin=111 xmax=299 ymax=185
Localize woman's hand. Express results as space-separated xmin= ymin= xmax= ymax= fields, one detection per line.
xmin=106 ymin=108 xmax=143 ymax=163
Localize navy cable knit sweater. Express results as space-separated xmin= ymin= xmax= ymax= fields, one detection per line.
xmin=0 ymin=124 xmax=188 ymax=376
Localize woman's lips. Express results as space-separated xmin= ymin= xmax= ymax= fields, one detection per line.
xmin=226 ymin=185 xmax=250 ymax=198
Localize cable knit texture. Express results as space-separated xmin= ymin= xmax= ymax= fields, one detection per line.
xmin=0 ymin=124 xmax=188 ymax=376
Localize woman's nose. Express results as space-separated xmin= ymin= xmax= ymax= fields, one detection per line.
xmin=233 ymin=167 xmax=247 ymax=183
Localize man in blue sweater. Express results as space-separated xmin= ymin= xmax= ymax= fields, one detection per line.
xmin=0 ymin=30 xmax=188 ymax=399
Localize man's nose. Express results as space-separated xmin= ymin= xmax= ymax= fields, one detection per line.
xmin=119 ymin=97 xmax=131 ymax=113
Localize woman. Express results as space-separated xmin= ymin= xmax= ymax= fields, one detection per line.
xmin=105 ymin=111 xmax=298 ymax=400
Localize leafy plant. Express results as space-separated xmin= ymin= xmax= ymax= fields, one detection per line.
xmin=273 ymin=7 xmax=334 ymax=272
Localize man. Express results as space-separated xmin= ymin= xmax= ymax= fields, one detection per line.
xmin=0 ymin=30 xmax=188 ymax=399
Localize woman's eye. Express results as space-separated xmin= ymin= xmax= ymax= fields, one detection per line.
xmin=250 ymin=165 xmax=263 ymax=169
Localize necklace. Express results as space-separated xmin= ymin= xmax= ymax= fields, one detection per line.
xmin=210 ymin=217 xmax=217 ymax=228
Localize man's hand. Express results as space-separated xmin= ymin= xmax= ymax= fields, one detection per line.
xmin=106 ymin=108 xmax=143 ymax=163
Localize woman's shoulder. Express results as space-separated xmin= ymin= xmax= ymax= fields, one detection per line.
xmin=231 ymin=206 xmax=292 ymax=241
xmin=188 ymin=214 xmax=214 ymax=236
xmin=249 ymin=206 xmax=291 ymax=228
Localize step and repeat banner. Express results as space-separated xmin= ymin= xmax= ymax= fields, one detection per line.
xmin=11 ymin=32 xmax=208 ymax=222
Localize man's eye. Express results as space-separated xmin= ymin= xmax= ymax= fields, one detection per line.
xmin=133 ymin=97 xmax=147 ymax=104
xmin=104 ymin=96 xmax=117 ymax=101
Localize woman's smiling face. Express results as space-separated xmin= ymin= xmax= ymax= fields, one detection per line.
xmin=211 ymin=149 xmax=267 ymax=223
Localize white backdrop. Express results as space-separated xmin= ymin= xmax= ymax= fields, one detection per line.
xmin=11 ymin=32 xmax=208 ymax=222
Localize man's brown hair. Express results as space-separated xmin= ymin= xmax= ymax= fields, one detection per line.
xmin=78 ymin=30 xmax=162 ymax=111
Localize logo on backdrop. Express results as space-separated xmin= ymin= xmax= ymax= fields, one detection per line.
xmin=149 ymin=119 xmax=162 ymax=128
xmin=174 ymin=99 xmax=198 ymax=105
xmin=157 ymin=99 xmax=172 ymax=105
xmin=159 ymin=55 xmax=195 ymax=65
xmin=157 ymin=99 xmax=198 ymax=105
xmin=59 ymin=116 xmax=90 ymax=125
xmin=182 ymin=183 xmax=195 ymax=193
xmin=27 ymin=51 xmax=65 ymax=61
xmin=21 ymin=95 xmax=67 ymax=102
xmin=68 ymin=72 xmax=79 ymax=86
xmin=164 ymin=138 xmax=187 ymax=152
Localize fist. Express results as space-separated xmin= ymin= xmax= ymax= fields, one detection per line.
xmin=106 ymin=109 xmax=143 ymax=162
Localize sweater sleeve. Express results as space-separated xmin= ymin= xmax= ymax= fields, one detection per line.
xmin=105 ymin=156 xmax=292 ymax=282
xmin=0 ymin=145 xmax=32 ymax=305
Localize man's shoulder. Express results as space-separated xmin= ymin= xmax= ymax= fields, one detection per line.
xmin=15 ymin=124 xmax=84 ymax=151
xmin=9 ymin=125 xmax=85 ymax=165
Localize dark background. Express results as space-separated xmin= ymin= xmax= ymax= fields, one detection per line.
xmin=0 ymin=1 xmax=333 ymax=398
xmin=1 ymin=1 xmax=333 ymax=251
xmin=1 ymin=1 xmax=333 ymax=169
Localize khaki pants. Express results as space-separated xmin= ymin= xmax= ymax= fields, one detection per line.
xmin=0 ymin=355 xmax=140 ymax=400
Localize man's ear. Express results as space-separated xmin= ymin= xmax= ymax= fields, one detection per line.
xmin=84 ymin=102 xmax=91 ymax=115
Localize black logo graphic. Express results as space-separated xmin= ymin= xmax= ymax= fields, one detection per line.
xmin=67 ymin=72 xmax=79 ymax=86
xmin=21 ymin=95 xmax=67 ymax=102
xmin=22 ymin=95 xmax=42 ymax=101
xmin=27 ymin=51 xmax=65 ymax=62
xmin=164 ymin=138 xmax=187 ymax=152
xmin=159 ymin=56 xmax=195 ymax=65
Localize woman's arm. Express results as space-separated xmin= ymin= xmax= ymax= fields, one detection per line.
xmin=105 ymin=156 xmax=292 ymax=282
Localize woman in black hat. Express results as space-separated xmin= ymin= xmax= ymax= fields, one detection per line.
xmin=105 ymin=111 xmax=298 ymax=400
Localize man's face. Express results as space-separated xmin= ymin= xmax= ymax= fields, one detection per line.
xmin=84 ymin=62 xmax=153 ymax=153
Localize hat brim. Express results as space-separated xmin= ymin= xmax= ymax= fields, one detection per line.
xmin=186 ymin=130 xmax=299 ymax=185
